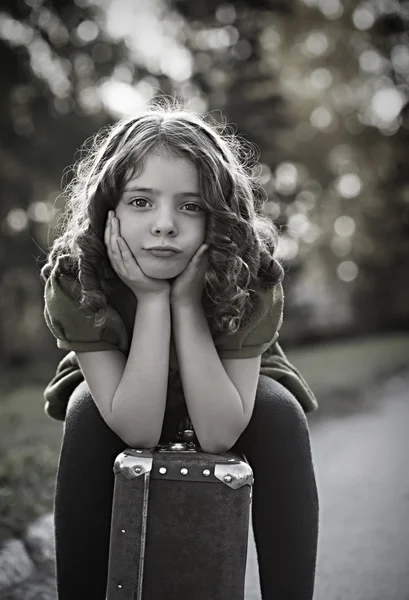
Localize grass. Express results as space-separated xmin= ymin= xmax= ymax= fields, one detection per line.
xmin=287 ymin=331 xmax=409 ymax=421
xmin=286 ymin=332 xmax=409 ymax=395
xmin=0 ymin=331 xmax=408 ymax=547
xmin=0 ymin=380 xmax=64 ymax=545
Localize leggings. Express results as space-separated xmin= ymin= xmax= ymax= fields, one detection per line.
xmin=53 ymin=375 xmax=319 ymax=599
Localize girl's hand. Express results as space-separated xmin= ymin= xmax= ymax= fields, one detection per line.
xmin=170 ymin=243 xmax=209 ymax=306
xmin=104 ymin=211 xmax=171 ymax=300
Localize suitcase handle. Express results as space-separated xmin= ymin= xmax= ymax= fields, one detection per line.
xmin=154 ymin=416 xmax=200 ymax=452
xmin=175 ymin=416 xmax=199 ymax=446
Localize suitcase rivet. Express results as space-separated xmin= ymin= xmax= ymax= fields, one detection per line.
xmin=159 ymin=467 xmax=167 ymax=474
xmin=203 ymin=469 xmax=211 ymax=476
xmin=121 ymin=529 xmax=126 ymax=533
xmin=134 ymin=467 xmax=141 ymax=474
xmin=224 ymin=475 xmax=233 ymax=483
xmin=180 ymin=468 xmax=188 ymax=475
xmin=118 ymin=584 xmax=123 ymax=589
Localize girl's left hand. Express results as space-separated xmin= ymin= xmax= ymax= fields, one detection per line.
xmin=170 ymin=244 xmax=209 ymax=306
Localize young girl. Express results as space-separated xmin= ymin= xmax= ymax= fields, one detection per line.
xmin=41 ymin=99 xmax=319 ymax=599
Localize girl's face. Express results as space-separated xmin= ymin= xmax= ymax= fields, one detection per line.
xmin=114 ymin=149 xmax=207 ymax=280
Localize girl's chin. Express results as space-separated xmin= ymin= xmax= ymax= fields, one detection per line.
xmin=138 ymin=256 xmax=186 ymax=280
xmin=139 ymin=266 xmax=181 ymax=281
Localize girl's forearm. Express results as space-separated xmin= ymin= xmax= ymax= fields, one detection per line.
xmin=171 ymin=300 xmax=245 ymax=454
xmin=110 ymin=294 xmax=171 ymax=447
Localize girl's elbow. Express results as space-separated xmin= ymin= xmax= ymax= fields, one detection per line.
xmin=110 ymin=421 xmax=159 ymax=449
xmin=122 ymin=437 xmax=158 ymax=450
xmin=199 ymin=438 xmax=234 ymax=454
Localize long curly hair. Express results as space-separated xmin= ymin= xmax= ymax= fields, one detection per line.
xmin=40 ymin=97 xmax=284 ymax=336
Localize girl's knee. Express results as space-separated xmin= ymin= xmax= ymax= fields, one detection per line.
xmin=63 ymin=380 xmax=127 ymax=456
xmin=64 ymin=380 xmax=116 ymax=442
xmin=233 ymin=375 xmax=314 ymax=468
xmin=250 ymin=375 xmax=310 ymax=438
xmin=66 ymin=380 xmax=99 ymax=423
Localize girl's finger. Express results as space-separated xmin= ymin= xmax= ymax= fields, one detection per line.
xmin=117 ymin=237 xmax=127 ymax=260
xmin=104 ymin=212 xmax=111 ymax=248
xmin=105 ymin=215 xmax=115 ymax=264
xmin=118 ymin=237 xmax=135 ymax=268
xmin=115 ymin=237 xmax=126 ymax=269
xmin=107 ymin=216 xmax=122 ymax=273
xmin=196 ymin=244 xmax=208 ymax=259
xmin=110 ymin=217 xmax=120 ymax=259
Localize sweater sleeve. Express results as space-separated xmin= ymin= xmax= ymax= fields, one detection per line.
xmin=215 ymin=283 xmax=283 ymax=359
xmin=43 ymin=258 xmax=129 ymax=354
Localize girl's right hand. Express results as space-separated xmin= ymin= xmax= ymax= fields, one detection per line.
xmin=104 ymin=211 xmax=171 ymax=300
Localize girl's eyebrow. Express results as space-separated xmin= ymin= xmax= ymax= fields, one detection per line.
xmin=124 ymin=186 xmax=201 ymax=198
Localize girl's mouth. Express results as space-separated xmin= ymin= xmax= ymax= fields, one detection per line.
xmin=145 ymin=249 xmax=179 ymax=258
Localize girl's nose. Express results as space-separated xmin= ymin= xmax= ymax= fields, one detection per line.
xmin=153 ymin=227 xmax=176 ymax=235
xmin=151 ymin=213 xmax=177 ymax=234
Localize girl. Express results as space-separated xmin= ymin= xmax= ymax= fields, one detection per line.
xmin=41 ymin=99 xmax=319 ymax=599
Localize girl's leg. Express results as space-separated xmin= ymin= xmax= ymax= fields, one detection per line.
xmin=53 ymin=380 xmax=127 ymax=599
xmin=232 ymin=375 xmax=319 ymax=600
xmin=54 ymin=376 xmax=317 ymax=599
xmin=53 ymin=379 xmax=188 ymax=599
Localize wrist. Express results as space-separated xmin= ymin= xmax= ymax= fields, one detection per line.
xmin=170 ymin=296 xmax=203 ymax=310
xmin=135 ymin=291 xmax=170 ymax=305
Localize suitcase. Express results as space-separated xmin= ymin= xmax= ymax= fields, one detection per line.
xmin=106 ymin=416 xmax=254 ymax=599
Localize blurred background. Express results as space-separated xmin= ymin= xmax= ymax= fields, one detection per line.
xmin=0 ymin=0 xmax=408 ymax=598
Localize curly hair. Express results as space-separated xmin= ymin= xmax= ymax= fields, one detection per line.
xmin=40 ymin=96 xmax=284 ymax=336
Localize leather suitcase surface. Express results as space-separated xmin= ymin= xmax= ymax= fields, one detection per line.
xmin=106 ymin=423 xmax=253 ymax=600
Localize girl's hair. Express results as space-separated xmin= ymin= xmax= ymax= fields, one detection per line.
xmin=40 ymin=97 xmax=284 ymax=336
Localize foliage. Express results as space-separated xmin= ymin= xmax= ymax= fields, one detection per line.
xmin=0 ymin=0 xmax=408 ymax=366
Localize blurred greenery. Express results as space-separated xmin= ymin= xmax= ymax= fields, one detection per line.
xmin=0 ymin=0 xmax=409 ymax=371
xmin=0 ymin=383 xmax=61 ymax=544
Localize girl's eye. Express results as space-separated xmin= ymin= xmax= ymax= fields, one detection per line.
xmin=130 ymin=198 xmax=203 ymax=212
xmin=131 ymin=198 xmax=149 ymax=207
xmin=183 ymin=203 xmax=203 ymax=213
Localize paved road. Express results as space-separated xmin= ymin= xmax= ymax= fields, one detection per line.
xmin=245 ymin=374 xmax=409 ymax=600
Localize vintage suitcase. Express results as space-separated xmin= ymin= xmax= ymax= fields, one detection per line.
xmin=106 ymin=417 xmax=254 ymax=599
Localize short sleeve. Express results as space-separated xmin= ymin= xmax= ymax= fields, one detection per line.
xmin=215 ymin=283 xmax=284 ymax=359
xmin=43 ymin=257 xmax=129 ymax=354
